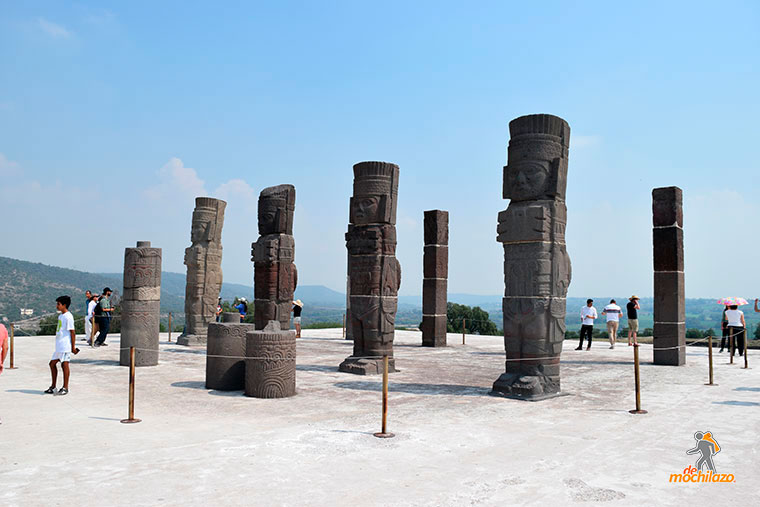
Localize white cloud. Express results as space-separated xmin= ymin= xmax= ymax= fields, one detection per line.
xmin=38 ymin=18 xmax=72 ymax=39
xmin=0 ymin=153 xmax=20 ymax=177
xmin=144 ymin=157 xmax=208 ymax=201
xmin=572 ymin=135 xmax=601 ymax=149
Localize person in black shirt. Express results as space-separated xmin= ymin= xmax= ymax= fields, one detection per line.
xmin=626 ymin=295 xmax=640 ymax=346
xmin=292 ymin=299 xmax=303 ymax=338
xmin=720 ymin=305 xmax=730 ymax=352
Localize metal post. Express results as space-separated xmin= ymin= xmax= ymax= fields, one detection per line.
xmin=373 ymin=355 xmax=394 ymax=438
xmin=629 ymin=344 xmax=647 ymax=414
xmin=730 ymin=332 xmax=734 ymax=364
xmin=744 ymin=327 xmax=749 ymax=369
xmin=462 ymin=318 xmax=466 ymax=345
xmin=9 ymin=323 xmax=17 ymax=369
xmin=705 ymin=335 xmax=716 ymax=386
xmin=121 ymin=346 xmax=141 ymax=424
xmin=168 ymin=312 xmax=172 ymax=343
xmin=342 ymin=313 xmax=346 ymax=338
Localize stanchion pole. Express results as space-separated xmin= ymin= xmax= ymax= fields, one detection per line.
xmin=121 ymin=346 xmax=141 ymax=424
xmin=705 ymin=335 xmax=716 ymax=386
xmin=168 ymin=312 xmax=172 ymax=343
xmin=730 ymin=332 xmax=734 ymax=364
xmin=629 ymin=344 xmax=647 ymax=414
xmin=373 ymin=355 xmax=394 ymax=438
xmin=462 ymin=318 xmax=466 ymax=345
xmin=744 ymin=327 xmax=749 ymax=369
xmin=9 ymin=323 xmax=17 ymax=369
xmin=342 ymin=313 xmax=346 ymax=338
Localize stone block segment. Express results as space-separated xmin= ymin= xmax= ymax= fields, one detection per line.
xmin=245 ymin=322 xmax=296 ymax=398
xmin=492 ymin=114 xmax=572 ymax=400
xmin=205 ymin=312 xmax=253 ymax=391
xmin=120 ymin=241 xmax=161 ymax=366
xmin=652 ymin=186 xmax=685 ymax=366
xmin=422 ymin=210 xmax=449 ymax=348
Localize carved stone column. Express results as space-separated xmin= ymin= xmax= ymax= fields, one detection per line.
xmin=121 ymin=241 xmax=161 ymax=366
xmin=252 ymin=185 xmax=298 ymax=331
xmin=652 ymin=186 xmax=685 ymax=365
xmin=491 ymin=114 xmax=572 ymax=400
xmin=245 ymin=322 xmax=297 ymax=398
xmin=340 ymin=161 xmax=402 ymax=375
xmin=422 ymin=210 xmax=448 ymax=347
xmin=178 ymin=197 xmax=226 ymax=346
xmin=206 ymin=312 xmax=253 ymax=390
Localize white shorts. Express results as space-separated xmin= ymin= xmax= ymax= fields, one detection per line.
xmin=293 ymin=317 xmax=301 ymax=324
xmin=51 ymin=351 xmax=72 ymax=362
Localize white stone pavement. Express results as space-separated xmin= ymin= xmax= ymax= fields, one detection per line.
xmin=1 ymin=329 xmax=758 ymax=506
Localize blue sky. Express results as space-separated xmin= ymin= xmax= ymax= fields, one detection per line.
xmin=1 ymin=1 xmax=759 ymax=298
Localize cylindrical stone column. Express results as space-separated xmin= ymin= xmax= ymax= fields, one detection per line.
xmin=121 ymin=241 xmax=162 ymax=366
xmin=205 ymin=312 xmax=253 ymax=390
xmin=422 ymin=210 xmax=449 ymax=347
xmin=245 ymin=328 xmax=297 ymax=398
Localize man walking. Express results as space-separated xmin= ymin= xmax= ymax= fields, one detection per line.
xmin=83 ymin=290 xmax=93 ymax=342
xmin=94 ymin=287 xmax=113 ymax=347
xmin=626 ymin=295 xmax=640 ymax=346
xmin=602 ymin=299 xmax=623 ymax=349
xmin=576 ymin=299 xmax=597 ymax=351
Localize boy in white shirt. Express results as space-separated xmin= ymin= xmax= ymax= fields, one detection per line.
xmin=46 ymin=295 xmax=79 ymax=395
xmin=602 ymin=299 xmax=623 ymax=349
xmin=576 ymin=299 xmax=597 ymax=350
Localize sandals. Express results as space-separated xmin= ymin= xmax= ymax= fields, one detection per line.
xmin=57 ymin=388 xmax=69 ymax=396
xmin=44 ymin=387 xmax=56 ymax=394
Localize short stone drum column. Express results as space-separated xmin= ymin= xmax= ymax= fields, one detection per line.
xmin=121 ymin=241 xmax=161 ymax=367
xmin=245 ymin=323 xmax=297 ymax=398
xmin=652 ymin=186 xmax=686 ymax=366
xmin=422 ymin=210 xmax=448 ymax=347
xmin=206 ymin=312 xmax=253 ymax=390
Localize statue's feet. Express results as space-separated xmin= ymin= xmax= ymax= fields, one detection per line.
xmin=338 ymin=356 xmax=397 ymax=375
xmin=491 ymin=372 xmax=560 ymax=400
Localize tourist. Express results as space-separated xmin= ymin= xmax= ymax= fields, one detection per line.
xmin=719 ymin=305 xmax=730 ymax=353
xmin=626 ymin=295 xmax=640 ymax=346
xmin=602 ymin=299 xmax=623 ymax=349
xmin=0 ymin=322 xmax=8 ymax=423
xmin=83 ymin=290 xmax=93 ymax=343
xmin=94 ymin=287 xmax=113 ymax=347
xmin=725 ymin=304 xmax=746 ymax=356
xmin=235 ymin=297 xmax=248 ymax=322
xmin=576 ymin=299 xmax=597 ymax=351
xmin=87 ymin=294 xmax=99 ymax=346
xmin=216 ymin=297 xmax=223 ymax=322
xmin=292 ymin=300 xmax=303 ymax=338
xmin=46 ymin=296 xmax=79 ymax=395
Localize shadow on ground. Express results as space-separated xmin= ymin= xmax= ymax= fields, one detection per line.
xmin=297 ymin=364 xmax=338 ymax=373
xmin=334 ymin=381 xmax=488 ymax=396
xmin=71 ymin=359 xmax=121 ymax=366
xmin=712 ymin=400 xmax=760 ymax=407
xmin=6 ymin=389 xmax=46 ymax=396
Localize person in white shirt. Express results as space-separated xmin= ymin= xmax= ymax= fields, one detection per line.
xmin=86 ymin=294 xmax=99 ymax=346
xmin=725 ymin=305 xmax=746 ymax=357
xmin=602 ymin=299 xmax=623 ymax=349
xmin=46 ymin=295 xmax=79 ymax=396
xmin=576 ymin=299 xmax=597 ymax=350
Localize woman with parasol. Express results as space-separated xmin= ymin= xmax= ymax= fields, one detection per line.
xmin=719 ymin=297 xmax=747 ymax=357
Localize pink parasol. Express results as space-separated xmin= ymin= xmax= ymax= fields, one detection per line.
xmin=717 ymin=297 xmax=748 ymax=306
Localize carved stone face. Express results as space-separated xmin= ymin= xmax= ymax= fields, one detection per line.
xmin=351 ymin=196 xmax=380 ymax=223
xmin=258 ymin=200 xmax=280 ymax=235
xmin=190 ymin=219 xmax=209 ymax=244
xmin=506 ymin=160 xmax=550 ymax=201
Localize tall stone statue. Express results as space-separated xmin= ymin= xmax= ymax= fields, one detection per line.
xmin=178 ymin=197 xmax=226 ymax=346
xmin=340 ymin=161 xmax=402 ymax=375
xmin=652 ymin=186 xmax=685 ymax=365
xmin=492 ymin=114 xmax=572 ymax=400
xmin=251 ymin=184 xmax=297 ymax=330
xmin=121 ymin=241 xmax=161 ymax=366
xmin=422 ymin=210 xmax=449 ymax=347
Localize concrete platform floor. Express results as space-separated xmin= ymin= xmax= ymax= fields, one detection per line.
xmin=1 ymin=330 xmax=758 ymax=506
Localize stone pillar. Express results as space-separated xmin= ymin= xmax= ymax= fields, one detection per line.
xmin=120 ymin=241 xmax=161 ymax=367
xmin=340 ymin=161 xmax=402 ymax=375
xmin=245 ymin=322 xmax=296 ymax=398
xmin=178 ymin=197 xmax=226 ymax=346
xmin=205 ymin=312 xmax=253 ymax=390
xmin=491 ymin=114 xmax=572 ymax=400
xmin=251 ymin=184 xmax=298 ymax=330
xmin=422 ymin=210 xmax=448 ymax=347
xmin=652 ymin=186 xmax=685 ymax=366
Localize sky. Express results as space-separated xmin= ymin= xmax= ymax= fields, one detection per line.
xmin=1 ymin=1 xmax=759 ymax=298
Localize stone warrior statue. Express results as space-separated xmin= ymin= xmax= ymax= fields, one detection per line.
xmin=251 ymin=184 xmax=298 ymax=330
xmin=178 ymin=197 xmax=226 ymax=346
xmin=491 ymin=114 xmax=572 ymax=400
xmin=340 ymin=161 xmax=402 ymax=375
